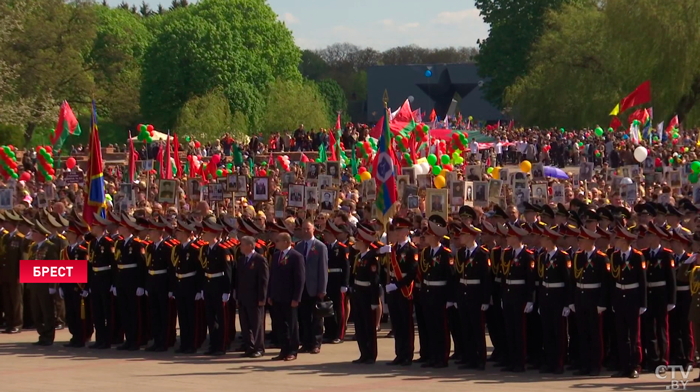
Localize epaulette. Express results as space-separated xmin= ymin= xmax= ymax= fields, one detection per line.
xmin=561 ymin=250 xmax=568 ymax=255
xmin=57 ymin=234 xmax=66 ymax=240
xmin=480 ymin=245 xmax=488 ymax=252
xmin=229 ymin=238 xmax=240 ymax=246
xmin=218 ymin=242 xmax=229 ymax=249
xmin=15 ymin=232 xmax=24 ymax=238
xmin=444 ymin=247 xmax=451 ymax=253
xmin=575 ymin=249 xmax=584 ymax=253
xmin=195 ymin=239 xmax=206 ymax=246
xmin=256 ymin=239 xmax=266 ymax=246
xmin=104 ymin=236 xmax=113 ymax=242
xmin=596 ymin=250 xmax=606 ymax=257
xmin=663 ymin=248 xmax=673 ymax=253
xmin=443 ymin=235 xmax=450 ymax=241
xmin=525 ymin=249 xmax=534 ymax=254
xmin=633 ymin=249 xmax=643 ymax=255
xmin=338 ymin=242 xmax=347 ymax=248
xmin=191 ymin=242 xmax=200 ymax=249
xmin=375 ymin=241 xmax=385 ymax=247
xmin=169 ymin=239 xmax=181 ymax=245
xmin=79 ymin=245 xmax=87 ymax=251
xmin=641 ymin=247 xmax=649 ymax=252
xmin=680 ymin=227 xmax=691 ymax=233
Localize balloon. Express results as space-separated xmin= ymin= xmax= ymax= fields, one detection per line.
xmin=633 ymin=146 xmax=648 ymax=163
xmin=595 ymin=127 xmax=603 ymax=137
xmin=19 ymin=172 xmax=31 ymax=182
xmin=608 ymin=127 xmax=614 ymax=133
xmin=360 ymin=171 xmax=372 ymax=181
xmin=493 ymin=167 xmax=501 ymax=179
xmin=487 ymin=167 xmax=494 ymax=174
xmin=440 ymin=155 xmax=450 ymax=165
xmin=420 ymin=162 xmax=431 ymax=174
xmin=66 ymin=157 xmax=76 ymax=169
xmin=690 ymin=173 xmax=699 ymax=184
xmin=520 ymin=160 xmax=532 ymax=173
xmin=427 ymin=154 xmax=438 ymax=166
xmin=425 ymin=69 xmax=432 ymax=78
xmin=434 ymin=175 xmax=446 ymax=189
xmin=432 ymin=165 xmax=442 ymax=176
xmin=194 ymin=141 xmax=201 ymax=148
xmin=692 ymin=161 xmax=700 ymax=174
xmin=422 ymin=125 xmax=429 ymax=133
xmin=260 ymin=169 xmax=267 ymax=177
xmin=673 ymin=132 xmax=680 ymax=139
xmin=416 ymin=157 xmax=427 ymax=165
xmin=358 ymin=167 xmax=367 ymax=174
xmin=185 ymin=136 xmax=191 ymax=142
xmin=355 ymin=174 xmax=361 ymax=182
xmin=620 ymin=177 xmax=633 ymax=186
xmin=139 ymin=124 xmax=147 ymax=133
xmin=216 ymin=169 xmax=223 ymax=177
xmin=622 ymin=134 xmax=628 ymax=140
xmin=147 ymin=124 xmax=154 ymax=132
xmin=44 ymin=146 xmax=52 ymax=154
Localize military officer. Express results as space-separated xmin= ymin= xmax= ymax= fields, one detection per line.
xmin=610 ymin=226 xmax=647 ymax=379
xmin=0 ymin=210 xmax=31 ymax=334
xmin=323 ymin=222 xmax=350 ymax=345
xmin=666 ymin=205 xmax=692 ymax=237
xmin=60 ymin=218 xmax=92 ymax=347
xmin=173 ymin=217 xmax=203 ymax=354
xmin=88 ymin=213 xmax=116 ymax=349
xmin=144 ymin=217 xmax=176 ymax=352
xmin=29 ymin=218 xmax=57 ymax=346
xmin=106 ymin=210 xmax=125 ymax=346
xmin=351 ymin=224 xmax=381 ymax=365
xmin=481 ymin=221 xmax=507 ymax=365
xmin=668 ymin=230 xmax=694 ymax=369
xmin=685 ymin=245 xmax=700 ymax=382
xmin=499 ymin=222 xmax=536 ymax=373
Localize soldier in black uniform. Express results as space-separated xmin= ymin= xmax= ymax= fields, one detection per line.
xmin=570 ymin=227 xmax=609 ymax=376
xmin=481 ymin=221 xmax=507 ymax=365
xmin=60 ymin=218 xmax=92 ymax=347
xmin=351 ymin=224 xmax=381 ymax=364
xmin=199 ymin=215 xmax=233 ymax=356
xmin=323 ymin=222 xmax=350 ymax=345
xmin=418 ymin=215 xmax=455 ymax=368
xmin=536 ymin=225 xmax=572 ymax=374
xmin=454 ymin=223 xmax=491 ymax=370
xmin=144 ymin=217 xmax=177 ymax=352
xmin=500 ymin=222 xmax=536 ymax=372
xmin=384 ymin=217 xmax=417 ymax=366
xmin=115 ymin=214 xmax=148 ymax=351
xmin=106 ymin=210 xmax=125 ymax=346
xmin=88 ymin=213 xmax=116 ymax=349
xmin=0 ymin=210 xmax=31 ymax=335
xmin=610 ymin=226 xmax=647 ymax=379
xmin=668 ymin=230 xmax=694 ymax=369
xmin=641 ymin=223 xmax=676 ymax=372
xmin=173 ymin=217 xmax=203 ymax=354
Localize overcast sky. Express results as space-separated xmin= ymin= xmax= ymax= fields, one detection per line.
xmin=105 ymin=0 xmax=488 ymax=50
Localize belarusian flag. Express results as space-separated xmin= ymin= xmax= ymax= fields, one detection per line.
xmin=51 ymin=101 xmax=81 ymax=148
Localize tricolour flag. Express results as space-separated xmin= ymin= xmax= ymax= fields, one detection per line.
xmin=372 ymin=107 xmax=398 ymax=222
xmin=164 ymin=132 xmax=173 ymax=179
xmin=666 ymin=115 xmax=679 ymax=134
xmin=51 ymin=101 xmax=82 ymax=148
xmin=83 ymin=100 xmax=105 ymax=226
xmin=127 ymin=131 xmax=136 ymax=183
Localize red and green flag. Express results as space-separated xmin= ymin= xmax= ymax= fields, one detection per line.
xmin=51 ymin=101 xmax=81 ymax=148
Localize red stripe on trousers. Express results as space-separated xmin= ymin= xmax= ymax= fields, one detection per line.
xmin=339 ymin=292 xmax=346 ymax=340
xmin=636 ymin=316 xmax=642 ymax=367
xmin=689 ymin=320 xmax=695 ymax=364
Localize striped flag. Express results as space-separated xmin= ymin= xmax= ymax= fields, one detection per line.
xmin=83 ymin=100 xmax=105 ymax=226
xmin=372 ymin=107 xmax=398 ymax=222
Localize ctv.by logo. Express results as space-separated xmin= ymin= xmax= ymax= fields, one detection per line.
xmin=655 ymin=365 xmax=692 ymax=390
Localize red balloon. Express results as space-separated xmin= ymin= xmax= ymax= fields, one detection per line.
xmin=451 ymin=133 xmax=460 ymax=141
xmin=66 ymin=157 xmax=77 ymax=169
xmin=149 ymin=130 xmax=154 ymax=137
xmin=44 ymin=146 xmax=52 ymax=154
xmin=222 ymin=169 xmax=229 ymax=176
xmin=19 ymin=172 xmax=31 ymax=182
xmin=147 ymin=124 xmax=154 ymax=132
xmin=655 ymin=157 xmax=662 ymax=167
xmin=194 ymin=141 xmax=201 ymax=148
xmin=358 ymin=167 xmax=367 ymax=174
xmin=443 ymin=164 xmax=453 ymax=171
xmin=260 ymin=169 xmax=267 ymax=177
xmin=7 ymin=145 xmax=13 ymax=151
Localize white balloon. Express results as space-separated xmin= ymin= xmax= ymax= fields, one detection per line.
xmin=620 ymin=177 xmax=633 ymax=185
xmin=633 ymin=146 xmax=648 ymax=163
xmin=420 ymin=162 xmax=431 ymax=174
xmin=413 ymin=164 xmax=424 ymax=175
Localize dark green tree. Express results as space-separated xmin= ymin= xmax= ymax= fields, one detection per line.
xmin=315 ymin=79 xmax=349 ymax=124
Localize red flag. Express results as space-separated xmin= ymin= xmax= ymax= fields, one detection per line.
xmin=429 ymin=109 xmax=436 ymax=122
xmin=496 ymin=120 xmax=501 ymax=129
xmin=173 ymin=133 xmax=182 ymax=178
xmin=369 ymin=116 xmax=385 ymax=139
xmin=627 ymin=108 xmax=646 ymax=124
xmin=164 ymin=132 xmax=173 ymax=179
xmin=329 ymin=115 xmax=339 ymax=161
xmin=609 ymin=116 xmax=622 ymax=131
xmin=666 ymin=115 xmax=679 ymax=134
xmin=619 ymin=80 xmax=651 ymax=113
xmin=157 ymin=144 xmax=164 ymax=177
xmin=127 ymin=131 xmax=136 ymax=183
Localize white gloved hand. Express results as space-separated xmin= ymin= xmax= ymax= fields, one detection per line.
xmin=481 ymin=304 xmax=489 ymax=312
xmin=568 ymin=304 xmax=576 ymax=312
xmin=385 ymin=283 xmax=398 ymax=293
xmin=48 ymin=288 xmax=56 ymax=295
xmin=562 ymin=307 xmax=571 ymax=317
xmin=340 ymin=286 xmax=348 ymax=293
xmin=200 ymin=290 xmax=204 ymax=299
xmin=501 ymin=300 xmax=504 ymax=309
xmin=597 ymin=306 xmax=606 ymax=314
xmin=446 ymin=302 xmax=456 ymax=309
xmin=136 ymin=288 xmax=145 ymax=297
xmin=195 ymin=292 xmax=202 ymax=301
xmin=168 ymin=292 xmax=174 ymax=299
xmin=222 ymin=293 xmax=230 ymax=303
xmin=110 ymin=286 xmax=117 ymax=296
xmin=379 ymin=245 xmax=392 ymax=254
xmin=80 ymin=290 xmax=89 ymax=298
xmin=524 ymin=302 xmax=534 ymax=313
xmin=639 ymin=307 xmax=647 ymax=315
xmin=58 ymin=288 xmax=64 ymax=299
xmin=145 ymin=290 xmax=149 ymax=296
xmin=667 ymin=304 xmax=676 ymax=312
xmin=371 ymin=305 xmax=378 ymax=310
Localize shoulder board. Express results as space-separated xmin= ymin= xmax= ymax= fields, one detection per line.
xmin=200 ymin=241 xmax=209 ymax=246
xmin=504 ymin=246 xmax=511 ymax=251
xmin=375 ymin=241 xmax=385 ymax=247
xmin=681 ymin=227 xmax=691 ymax=233
xmin=560 ymin=250 xmax=568 ymax=255
xmin=256 ymin=239 xmax=266 ymax=246
xmin=229 ymin=238 xmax=240 ymax=245
xmin=575 ymin=249 xmax=584 ymax=254
xmin=218 ymin=242 xmax=229 ymax=249
xmin=443 ymin=247 xmax=451 ymax=253
xmin=596 ymin=250 xmax=606 ymax=257
xmin=641 ymin=247 xmax=649 ymax=252
xmin=191 ymin=243 xmax=200 ymax=249
xmin=169 ymin=239 xmax=181 ymax=245
xmin=493 ymin=246 xmax=501 ymax=251
xmin=480 ymin=246 xmax=488 ymax=252
xmin=338 ymin=242 xmax=347 ymax=248
xmin=79 ymin=245 xmax=87 ymax=250
xmin=16 ymin=232 xmax=24 ymax=238
xmin=663 ymin=248 xmax=672 ymax=253
xmin=632 ymin=249 xmax=643 ymax=255
xmin=57 ymin=234 xmax=66 ymax=240
xmin=348 ymin=241 xmax=355 ymax=246
xmin=104 ymin=236 xmax=113 ymax=242
xmin=134 ymin=238 xmax=143 ymax=243
xmin=524 ymin=249 xmax=534 ymax=254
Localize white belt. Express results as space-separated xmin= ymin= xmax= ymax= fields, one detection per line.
xmin=177 ymin=272 xmax=197 ymax=279
xmin=328 ymin=268 xmax=342 ymax=273
xmin=205 ymin=272 xmax=225 ymax=278
xmin=494 ymin=277 xmax=502 ymax=283
xmin=577 ymin=283 xmax=602 ymax=289
xmin=148 ymin=269 xmax=167 ymax=275
xmin=424 ymin=280 xmax=447 ymax=287
xmin=354 ymin=280 xmax=370 ymax=287
xmin=414 ymin=282 xmax=422 ymax=288
xmin=506 ymin=279 xmax=525 ymax=285
xmin=460 ymin=279 xmax=481 ymax=285
xmin=542 ymin=282 xmax=565 ymax=288
xmin=616 ymin=283 xmax=639 ymax=290
xmin=677 ymin=285 xmax=690 ymax=291
xmin=92 ymin=266 xmax=111 ymax=272
xmin=117 ymin=263 xmax=137 ymax=270
xmin=648 ymin=281 xmax=666 ymax=288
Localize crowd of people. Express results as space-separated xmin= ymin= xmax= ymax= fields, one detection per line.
xmin=1 ymin=122 xmax=700 ymax=384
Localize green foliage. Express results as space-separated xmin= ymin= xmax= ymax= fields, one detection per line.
xmin=174 ymin=87 xmax=243 ymax=142
xmin=315 ymin=79 xmax=349 ymax=124
xmin=262 ymin=78 xmax=329 ymax=135
xmin=140 ymin=0 xmax=302 ymax=130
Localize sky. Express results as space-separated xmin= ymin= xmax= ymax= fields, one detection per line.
xmin=105 ymin=0 xmax=489 ymax=50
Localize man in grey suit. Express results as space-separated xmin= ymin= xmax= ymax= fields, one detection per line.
xmin=235 ymin=236 xmax=269 ymax=358
xmin=294 ymin=220 xmax=328 ymax=353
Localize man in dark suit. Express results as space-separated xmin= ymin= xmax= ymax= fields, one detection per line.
xmin=294 ymin=220 xmax=329 ymax=353
xmin=269 ymin=233 xmax=305 ymax=361
xmin=235 ymin=236 xmax=270 ymax=358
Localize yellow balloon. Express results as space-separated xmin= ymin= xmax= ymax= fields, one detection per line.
xmin=493 ymin=167 xmax=501 ymax=179
xmin=416 ymin=157 xmax=428 ymax=165
xmin=434 ymin=175 xmax=446 ymax=189
xmin=439 ymin=169 xmax=447 ymax=177
xmin=360 ymin=171 xmax=372 ymax=181
xmin=520 ymin=160 xmax=532 ymax=173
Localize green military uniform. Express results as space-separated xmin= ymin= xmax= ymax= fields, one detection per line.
xmin=30 ymin=231 xmax=68 ymax=345
xmin=0 ymin=229 xmax=31 ymax=333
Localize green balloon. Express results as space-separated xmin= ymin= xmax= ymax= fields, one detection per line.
xmin=185 ymin=136 xmax=191 ymax=142
xmin=403 ymin=152 xmax=411 ymax=162
xmin=427 ymin=154 xmax=438 ymax=166
xmin=432 ymin=165 xmax=442 ymax=176
xmin=140 ymin=124 xmax=147 ymax=133
xmin=690 ymin=173 xmax=699 ymax=184
xmin=608 ymin=127 xmax=614 ymax=133
xmin=395 ymin=135 xmax=403 ymax=143
xmin=422 ymin=125 xmax=429 ymax=132
xmin=440 ymin=155 xmax=450 ymax=165
xmin=216 ymin=169 xmax=223 ymax=177
xmin=487 ymin=167 xmax=494 ymax=174
xmin=227 ymin=162 xmax=233 ymax=169
xmin=595 ymin=127 xmax=603 ymax=137
xmin=560 ymin=128 xmax=565 ymax=133
xmin=355 ymin=174 xmax=361 ymax=182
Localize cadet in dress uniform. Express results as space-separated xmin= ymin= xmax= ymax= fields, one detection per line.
xmin=666 ymin=205 xmax=692 ymax=237
xmin=570 ymin=227 xmax=609 ymax=376
xmin=446 ymin=221 xmax=464 ymax=362
xmin=686 ymin=252 xmax=700 ymax=382
xmin=60 ymin=218 xmax=92 ymax=347
xmin=88 ymin=213 xmax=116 ymax=349
xmin=500 ymin=222 xmax=536 ymax=372
xmin=418 ymin=215 xmax=455 ymax=369
xmin=481 ymin=221 xmax=507 ymax=364
xmin=106 ymin=210 xmax=125 ymax=345
xmin=199 ymin=215 xmax=233 ymax=356
xmin=641 ymin=223 xmax=676 ymax=372
xmin=454 ymin=223 xmax=491 ymax=370
xmin=0 ymin=211 xmax=31 ymax=334
xmin=384 ymin=217 xmax=418 ymax=366
xmin=173 ymin=218 xmax=203 ymax=354
xmin=351 ymin=224 xmax=381 ymax=364
xmin=144 ymin=217 xmax=177 ymax=352
xmin=668 ymin=230 xmax=694 ymax=369
xmin=323 ymin=222 xmax=350 ymax=345
xmin=610 ymin=226 xmax=647 ymax=379
xmin=537 ymin=225 xmax=572 ymax=374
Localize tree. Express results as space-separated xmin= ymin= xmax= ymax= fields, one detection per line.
xmin=175 ymin=87 xmax=245 ymax=141
xmin=141 ymin=0 xmax=301 ymax=130
xmin=139 ymin=1 xmax=152 ymax=17
xmin=0 ymin=3 xmax=31 ymax=126
xmin=262 ymin=78 xmax=329 ymax=135
xmin=299 ymin=50 xmax=328 ymax=81
xmin=315 ymin=79 xmax=349 ymax=124
xmin=475 ymin=0 xmax=575 ymax=109
xmin=157 ymin=4 xmax=165 ymax=15
xmin=118 ymin=1 xmax=129 ymax=10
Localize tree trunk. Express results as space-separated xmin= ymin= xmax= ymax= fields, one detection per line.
xmin=24 ymin=122 xmax=36 ymax=146
xmin=674 ymin=74 xmax=700 ymax=123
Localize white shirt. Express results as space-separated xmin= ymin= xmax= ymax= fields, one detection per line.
xmin=495 ymin=142 xmax=503 ymax=154
xmin=546 ymin=247 xmax=558 ymax=261
xmin=513 ymin=246 xmax=524 ymax=258
xmin=431 ymin=245 xmax=442 ymax=256
xmin=245 ymin=251 xmax=255 ymax=261
xmin=470 ymin=141 xmax=478 ymax=154
xmin=465 ymin=244 xmax=478 ymax=258
xmin=398 ymin=238 xmax=410 ymax=247
xmin=585 ymin=248 xmax=596 ymax=260
xmin=621 ymin=247 xmax=631 ymax=261
xmin=649 ymin=245 xmax=661 ymax=258
xmin=280 ymin=246 xmax=292 ymax=260
xmin=123 ymin=235 xmax=133 ymax=246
